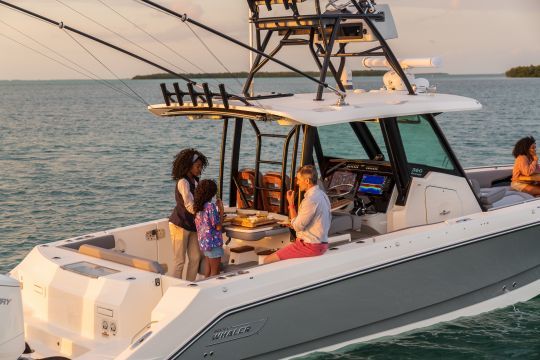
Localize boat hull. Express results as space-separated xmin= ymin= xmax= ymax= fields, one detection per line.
xmin=171 ymin=223 xmax=540 ymax=359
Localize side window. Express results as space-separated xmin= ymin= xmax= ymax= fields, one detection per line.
xmin=397 ymin=115 xmax=456 ymax=173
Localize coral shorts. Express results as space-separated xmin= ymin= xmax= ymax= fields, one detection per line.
xmin=275 ymin=239 xmax=328 ymax=260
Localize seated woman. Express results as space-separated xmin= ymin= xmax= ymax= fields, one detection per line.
xmin=511 ymin=136 xmax=540 ymax=196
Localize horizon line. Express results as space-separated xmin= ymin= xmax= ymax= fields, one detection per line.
xmin=0 ymin=73 xmax=510 ymax=81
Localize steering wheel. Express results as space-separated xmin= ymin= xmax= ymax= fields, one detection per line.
xmin=326 ymin=183 xmax=355 ymax=198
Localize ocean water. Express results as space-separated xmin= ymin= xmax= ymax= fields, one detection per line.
xmin=1 ymin=76 xmax=539 ymax=359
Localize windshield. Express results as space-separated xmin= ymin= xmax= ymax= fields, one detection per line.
xmin=397 ymin=115 xmax=457 ymax=174
xmin=317 ymin=121 xmax=388 ymax=160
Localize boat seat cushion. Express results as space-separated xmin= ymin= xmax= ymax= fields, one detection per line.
xmin=256 ymin=249 xmax=275 ymax=256
xmin=62 ymin=234 xmax=115 ymax=250
xmin=469 ymin=179 xmax=533 ymax=208
xmin=79 ymin=244 xmax=166 ymax=274
xmin=492 ymin=191 xmax=534 ymax=208
xmin=478 ymin=187 xmax=506 ymax=206
xmin=230 ymin=245 xmax=255 ymax=253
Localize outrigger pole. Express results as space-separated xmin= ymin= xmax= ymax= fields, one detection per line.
xmin=137 ymin=0 xmax=347 ymax=101
xmin=0 ymin=0 xmax=195 ymax=85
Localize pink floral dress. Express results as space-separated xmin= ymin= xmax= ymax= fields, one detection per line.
xmin=194 ymin=202 xmax=223 ymax=252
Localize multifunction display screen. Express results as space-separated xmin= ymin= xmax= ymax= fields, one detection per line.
xmin=358 ymin=174 xmax=386 ymax=195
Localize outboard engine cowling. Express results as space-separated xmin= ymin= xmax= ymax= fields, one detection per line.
xmin=0 ymin=274 xmax=24 ymax=360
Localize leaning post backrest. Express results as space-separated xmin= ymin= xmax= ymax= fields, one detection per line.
xmin=237 ymin=168 xmax=267 ymax=209
xmin=261 ymin=171 xmax=290 ymax=213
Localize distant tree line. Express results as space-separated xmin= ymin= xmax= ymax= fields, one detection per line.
xmin=505 ymin=65 xmax=540 ymax=78
xmin=133 ymin=70 xmax=386 ymax=80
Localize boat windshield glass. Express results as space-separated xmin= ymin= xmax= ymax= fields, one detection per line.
xmin=397 ymin=115 xmax=457 ymax=172
xmin=317 ymin=122 xmax=388 ymax=160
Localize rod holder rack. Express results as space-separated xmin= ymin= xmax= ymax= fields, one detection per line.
xmin=160 ymin=83 xmax=296 ymax=109
xmin=159 ymin=82 xmax=252 ymax=109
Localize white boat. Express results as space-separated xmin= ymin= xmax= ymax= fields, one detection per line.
xmin=2 ymin=1 xmax=539 ymax=359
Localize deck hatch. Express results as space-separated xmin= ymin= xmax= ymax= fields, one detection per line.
xmin=62 ymin=261 xmax=119 ymax=278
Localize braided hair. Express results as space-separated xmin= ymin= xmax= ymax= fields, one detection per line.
xmin=171 ymin=148 xmax=208 ymax=180
xmin=193 ymin=179 xmax=218 ymax=214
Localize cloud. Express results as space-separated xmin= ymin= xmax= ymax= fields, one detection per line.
xmin=390 ymin=0 xmax=539 ymax=12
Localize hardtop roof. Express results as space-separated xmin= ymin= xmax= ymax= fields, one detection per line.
xmin=148 ymin=90 xmax=481 ymax=126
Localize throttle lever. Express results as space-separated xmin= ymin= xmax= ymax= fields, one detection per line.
xmin=354 ymin=198 xmax=366 ymax=216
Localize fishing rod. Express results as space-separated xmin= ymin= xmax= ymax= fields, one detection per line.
xmin=137 ymin=0 xmax=346 ymax=100
xmin=0 ymin=0 xmax=195 ymax=85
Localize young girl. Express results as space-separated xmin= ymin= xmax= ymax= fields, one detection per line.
xmin=194 ymin=179 xmax=224 ymax=278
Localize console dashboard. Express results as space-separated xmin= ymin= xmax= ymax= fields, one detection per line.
xmin=325 ymin=160 xmax=395 ymax=213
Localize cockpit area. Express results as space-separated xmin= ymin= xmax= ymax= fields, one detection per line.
xmin=322 ymin=159 xmax=395 ymax=235
xmin=222 ymin=113 xmax=481 ymax=242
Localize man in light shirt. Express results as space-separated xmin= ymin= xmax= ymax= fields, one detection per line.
xmin=264 ymin=165 xmax=331 ymax=264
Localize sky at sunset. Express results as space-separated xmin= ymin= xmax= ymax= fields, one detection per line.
xmin=0 ymin=0 xmax=538 ymax=80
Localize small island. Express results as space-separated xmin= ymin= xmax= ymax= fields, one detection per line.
xmin=133 ymin=70 xmax=386 ymax=80
xmin=505 ymin=65 xmax=540 ymax=78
